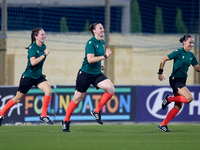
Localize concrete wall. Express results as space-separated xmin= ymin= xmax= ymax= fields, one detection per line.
xmin=6 ymin=31 xmax=197 ymax=86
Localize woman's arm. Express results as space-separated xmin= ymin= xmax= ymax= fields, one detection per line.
xmin=87 ymin=54 xmax=105 ymax=64
xmin=158 ymin=56 xmax=170 ymax=81
xmin=30 ymin=55 xmax=45 ymax=66
xmin=87 ymin=48 xmax=112 ymax=64
xmin=193 ymin=65 xmax=200 ymax=72
xmin=30 ymin=48 xmax=50 ymax=66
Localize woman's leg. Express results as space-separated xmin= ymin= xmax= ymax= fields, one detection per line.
xmin=63 ymin=90 xmax=86 ymax=122
xmin=95 ymin=79 xmax=115 ymax=113
xmin=168 ymin=87 xmax=193 ymax=103
xmin=62 ymin=90 xmax=85 ymax=132
xmin=0 ymin=91 xmax=25 ymax=117
xmin=161 ymin=102 xmax=182 ymax=126
xmin=90 ymin=79 xmax=115 ymax=125
xmin=159 ymin=89 xmax=190 ymax=132
xmin=37 ymin=81 xmax=52 ymax=117
xmin=162 ymin=86 xmax=193 ymax=110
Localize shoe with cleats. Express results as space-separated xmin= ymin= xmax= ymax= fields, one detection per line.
xmin=162 ymin=94 xmax=171 ymax=110
xmin=90 ymin=110 xmax=103 ymax=125
xmin=62 ymin=120 xmax=70 ymax=132
xmin=39 ymin=116 xmax=53 ymax=125
xmin=158 ymin=124 xmax=172 ymax=132
xmin=0 ymin=116 xmax=4 ymax=126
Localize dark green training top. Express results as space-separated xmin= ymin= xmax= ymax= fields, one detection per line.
xmin=80 ymin=36 xmax=105 ymax=74
xmin=167 ymin=47 xmax=198 ymax=78
xmin=22 ymin=42 xmax=46 ymax=79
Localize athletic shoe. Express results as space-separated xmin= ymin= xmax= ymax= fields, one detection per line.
xmin=39 ymin=116 xmax=53 ymax=125
xmin=162 ymin=94 xmax=171 ymax=110
xmin=62 ymin=120 xmax=70 ymax=132
xmin=0 ymin=116 xmax=4 ymax=126
xmin=90 ymin=110 xmax=103 ymax=125
xmin=158 ymin=124 xmax=171 ymax=132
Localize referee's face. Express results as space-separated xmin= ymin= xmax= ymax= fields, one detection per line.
xmin=36 ymin=30 xmax=46 ymax=44
xmin=184 ymin=37 xmax=194 ymax=51
xmin=94 ymin=24 xmax=104 ymax=38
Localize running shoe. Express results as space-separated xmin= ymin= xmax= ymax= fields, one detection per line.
xmin=162 ymin=94 xmax=171 ymax=110
xmin=158 ymin=124 xmax=172 ymax=132
xmin=0 ymin=116 xmax=4 ymax=126
xmin=90 ymin=110 xmax=103 ymax=125
xmin=39 ymin=116 xmax=53 ymax=125
xmin=62 ymin=120 xmax=70 ymax=132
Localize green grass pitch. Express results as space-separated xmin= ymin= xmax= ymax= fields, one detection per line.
xmin=0 ymin=124 xmax=199 ymax=150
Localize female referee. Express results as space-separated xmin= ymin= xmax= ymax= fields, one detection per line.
xmin=157 ymin=34 xmax=200 ymax=132
xmin=0 ymin=28 xmax=53 ymax=126
xmin=62 ymin=22 xmax=115 ymax=132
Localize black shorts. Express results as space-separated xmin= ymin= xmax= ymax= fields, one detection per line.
xmin=169 ymin=77 xmax=186 ymax=94
xmin=75 ymin=69 xmax=108 ymax=93
xmin=17 ymin=75 xmax=47 ymax=94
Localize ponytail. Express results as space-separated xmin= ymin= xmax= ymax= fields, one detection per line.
xmin=179 ymin=34 xmax=193 ymax=43
xmin=88 ymin=22 xmax=101 ymax=36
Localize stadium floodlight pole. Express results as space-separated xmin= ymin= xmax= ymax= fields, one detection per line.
xmin=0 ymin=0 xmax=7 ymax=85
xmin=104 ymin=0 xmax=110 ymax=77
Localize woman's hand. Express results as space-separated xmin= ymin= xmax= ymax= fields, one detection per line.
xmin=158 ymin=74 xmax=165 ymax=81
xmin=105 ymin=48 xmax=112 ymax=57
xmin=45 ymin=48 xmax=50 ymax=56
xmin=101 ymin=65 xmax=105 ymax=71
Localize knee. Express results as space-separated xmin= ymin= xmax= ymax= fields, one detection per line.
xmin=73 ymin=96 xmax=84 ymax=104
xmin=106 ymin=85 xmax=115 ymax=95
xmin=73 ymin=99 xmax=81 ymax=104
xmin=45 ymin=89 xmax=52 ymax=96
xmin=184 ymin=94 xmax=193 ymax=103
xmin=186 ymin=96 xmax=193 ymax=103
xmin=73 ymin=94 xmax=84 ymax=104
xmin=111 ymin=87 xmax=115 ymax=95
xmin=13 ymin=97 xmax=23 ymax=103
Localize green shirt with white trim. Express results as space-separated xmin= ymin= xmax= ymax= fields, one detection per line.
xmin=80 ymin=36 xmax=105 ymax=74
xmin=167 ymin=47 xmax=198 ymax=78
xmin=22 ymin=42 xmax=46 ymax=79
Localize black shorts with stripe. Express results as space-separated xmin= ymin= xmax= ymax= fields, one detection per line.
xmin=169 ymin=77 xmax=187 ymax=94
xmin=17 ymin=75 xmax=47 ymax=94
xmin=75 ymin=69 xmax=108 ymax=93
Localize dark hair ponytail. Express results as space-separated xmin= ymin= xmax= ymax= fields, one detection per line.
xmin=25 ymin=28 xmax=43 ymax=49
xmin=179 ymin=34 xmax=193 ymax=43
xmin=88 ymin=22 xmax=100 ymax=36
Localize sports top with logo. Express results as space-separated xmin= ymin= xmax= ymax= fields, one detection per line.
xmin=168 ymin=47 xmax=198 ymax=78
xmin=22 ymin=42 xmax=46 ymax=79
xmin=80 ymin=36 xmax=105 ymax=74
